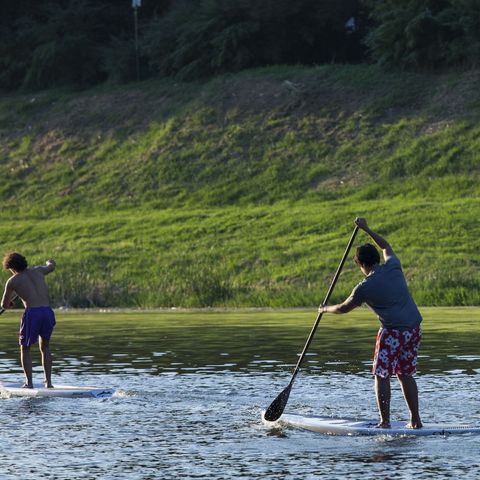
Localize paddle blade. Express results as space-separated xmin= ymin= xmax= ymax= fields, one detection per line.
xmin=263 ymin=383 xmax=292 ymax=422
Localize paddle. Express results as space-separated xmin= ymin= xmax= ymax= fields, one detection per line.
xmin=263 ymin=225 xmax=359 ymax=422
xmin=0 ymin=294 xmax=19 ymax=315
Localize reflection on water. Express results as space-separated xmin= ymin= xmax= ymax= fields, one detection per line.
xmin=1 ymin=310 xmax=479 ymax=377
xmin=0 ymin=309 xmax=478 ymax=479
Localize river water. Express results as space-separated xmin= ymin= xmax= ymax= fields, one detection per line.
xmin=0 ymin=309 xmax=479 ymax=479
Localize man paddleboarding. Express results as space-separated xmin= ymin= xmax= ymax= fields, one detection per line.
xmin=1 ymin=253 xmax=56 ymax=389
xmin=319 ymin=218 xmax=422 ymax=429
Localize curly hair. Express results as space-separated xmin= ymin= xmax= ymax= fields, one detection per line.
xmin=3 ymin=252 xmax=28 ymax=272
xmin=354 ymin=244 xmax=380 ymax=268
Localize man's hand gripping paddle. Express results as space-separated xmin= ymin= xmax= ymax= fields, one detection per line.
xmin=263 ymin=225 xmax=359 ymax=422
xmin=0 ymin=294 xmax=19 ymax=315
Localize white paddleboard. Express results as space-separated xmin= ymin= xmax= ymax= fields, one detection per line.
xmin=264 ymin=413 xmax=480 ymax=436
xmin=0 ymin=382 xmax=115 ymax=398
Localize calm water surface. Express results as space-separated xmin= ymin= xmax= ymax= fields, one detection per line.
xmin=0 ymin=308 xmax=479 ymax=479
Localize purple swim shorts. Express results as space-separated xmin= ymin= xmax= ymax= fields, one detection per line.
xmin=19 ymin=306 xmax=56 ymax=347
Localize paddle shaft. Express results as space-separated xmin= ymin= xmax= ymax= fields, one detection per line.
xmin=0 ymin=294 xmax=20 ymax=315
xmin=289 ymin=225 xmax=359 ymax=385
xmin=263 ymin=225 xmax=360 ymax=421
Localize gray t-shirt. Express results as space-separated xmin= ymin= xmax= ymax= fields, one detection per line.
xmin=348 ymin=255 xmax=422 ymax=330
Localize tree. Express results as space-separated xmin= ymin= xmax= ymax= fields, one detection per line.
xmin=144 ymin=0 xmax=366 ymax=80
xmin=0 ymin=0 xmax=170 ymax=91
xmin=364 ymin=0 xmax=480 ymax=69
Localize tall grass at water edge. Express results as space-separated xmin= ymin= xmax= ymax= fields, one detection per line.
xmin=0 ymin=199 xmax=478 ymax=308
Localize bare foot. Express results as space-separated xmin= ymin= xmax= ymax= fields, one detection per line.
xmin=21 ymin=383 xmax=33 ymax=389
xmin=406 ymin=422 xmax=422 ymax=429
xmin=44 ymin=383 xmax=54 ymax=389
xmin=375 ymin=421 xmax=391 ymax=429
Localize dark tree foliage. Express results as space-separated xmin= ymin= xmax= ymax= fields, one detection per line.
xmin=143 ymin=0 xmax=365 ymax=79
xmin=0 ymin=0 xmax=477 ymax=91
xmin=365 ymin=0 xmax=480 ymax=69
xmin=0 ymin=0 xmax=170 ymax=90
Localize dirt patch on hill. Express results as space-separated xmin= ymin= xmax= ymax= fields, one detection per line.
xmin=3 ymin=67 xmax=479 ymax=141
xmin=205 ymin=68 xmax=480 ymax=125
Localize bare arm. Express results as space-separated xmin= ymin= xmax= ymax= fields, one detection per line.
xmin=1 ymin=279 xmax=15 ymax=310
xmin=318 ymin=297 xmax=358 ymax=315
xmin=355 ymin=217 xmax=394 ymax=261
xmin=36 ymin=259 xmax=56 ymax=275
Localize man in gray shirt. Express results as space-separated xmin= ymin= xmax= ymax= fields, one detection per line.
xmin=319 ymin=218 xmax=422 ymax=429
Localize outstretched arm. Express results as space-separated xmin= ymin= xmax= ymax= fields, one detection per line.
xmin=36 ymin=259 xmax=56 ymax=275
xmin=318 ymin=297 xmax=358 ymax=315
xmin=355 ymin=217 xmax=394 ymax=261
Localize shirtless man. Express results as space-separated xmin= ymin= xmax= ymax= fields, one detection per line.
xmin=1 ymin=252 xmax=56 ymax=388
xmin=319 ymin=218 xmax=422 ymax=429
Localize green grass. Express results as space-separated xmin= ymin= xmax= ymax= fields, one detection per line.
xmin=0 ymin=65 xmax=479 ymax=307
xmin=0 ymin=199 xmax=478 ymax=308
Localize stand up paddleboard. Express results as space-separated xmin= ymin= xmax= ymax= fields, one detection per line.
xmin=264 ymin=413 xmax=480 ymax=436
xmin=0 ymin=382 xmax=115 ymax=399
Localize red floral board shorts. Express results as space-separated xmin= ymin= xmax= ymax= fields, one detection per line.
xmin=372 ymin=326 xmax=421 ymax=378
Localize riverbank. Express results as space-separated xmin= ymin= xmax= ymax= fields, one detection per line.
xmin=1 ymin=65 xmax=479 ymax=307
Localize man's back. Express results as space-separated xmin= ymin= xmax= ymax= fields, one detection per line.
xmin=352 ymin=256 xmax=422 ymax=330
xmin=8 ymin=263 xmax=55 ymax=308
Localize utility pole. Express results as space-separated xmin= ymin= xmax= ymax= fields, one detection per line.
xmin=132 ymin=0 xmax=141 ymax=81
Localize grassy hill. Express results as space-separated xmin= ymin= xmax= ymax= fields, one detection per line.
xmin=0 ymin=65 xmax=479 ymax=307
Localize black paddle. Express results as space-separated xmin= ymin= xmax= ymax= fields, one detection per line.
xmin=263 ymin=225 xmax=359 ymax=422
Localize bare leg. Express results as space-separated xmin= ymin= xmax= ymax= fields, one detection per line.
xmin=397 ymin=374 xmax=422 ymax=428
xmin=20 ymin=345 xmax=33 ymax=388
xmin=374 ymin=375 xmax=391 ymax=428
xmin=39 ymin=337 xmax=53 ymax=388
